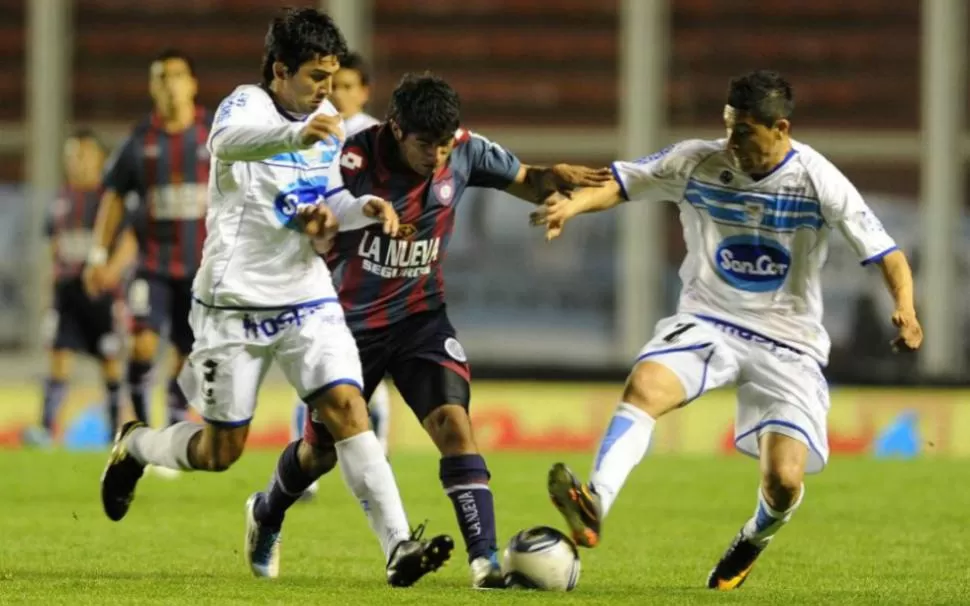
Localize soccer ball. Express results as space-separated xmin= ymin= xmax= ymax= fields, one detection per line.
xmin=502 ymin=526 xmax=581 ymax=591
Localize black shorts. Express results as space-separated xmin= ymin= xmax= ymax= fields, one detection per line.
xmin=49 ymin=278 xmax=120 ymax=359
xmin=128 ymin=271 xmax=194 ymax=355
xmin=303 ymin=306 xmax=471 ymax=448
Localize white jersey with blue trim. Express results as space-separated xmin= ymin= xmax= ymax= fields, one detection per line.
xmin=343 ymin=111 xmax=379 ymax=137
xmin=195 ymin=85 xmax=376 ymax=308
xmin=611 ymin=138 xmax=898 ymax=364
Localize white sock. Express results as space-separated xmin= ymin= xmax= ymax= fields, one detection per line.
xmin=291 ymin=399 xmax=307 ymax=442
xmin=369 ymin=382 xmax=391 ymax=455
xmin=125 ymin=421 xmax=203 ymax=470
xmin=589 ymin=402 xmax=656 ymax=518
xmin=741 ymin=484 xmax=804 ymax=548
xmin=335 ymin=431 xmax=411 ymax=562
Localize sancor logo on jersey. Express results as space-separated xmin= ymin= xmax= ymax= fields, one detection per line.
xmin=274 ymin=177 xmax=330 ymax=231
xmin=714 ymin=235 xmax=791 ymax=292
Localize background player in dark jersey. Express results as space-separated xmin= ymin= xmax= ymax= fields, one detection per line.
xmin=85 ymin=49 xmax=211 ymax=441
xmin=23 ymin=129 xmax=137 ymax=447
xmin=253 ymin=73 xmax=611 ymax=588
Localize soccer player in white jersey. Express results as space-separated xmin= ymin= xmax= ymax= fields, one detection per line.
xmin=531 ymin=70 xmax=923 ymax=590
xmin=292 ymin=51 xmax=388 ymax=501
xmin=99 ymin=8 xmax=454 ymax=587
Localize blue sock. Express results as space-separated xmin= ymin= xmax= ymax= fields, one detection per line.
xmin=127 ymin=361 xmax=152 ymax=425
xmin=41 ymin=379 xmax=67 ymax=431
xmin=166 ymin=378 xmax=189 ymax=426
xmin=105 ymin=381 xmax=121 ymax=434
xmin=440 ymin=454 xmax=497 ymax=562
xmin=255 ymin=440 xmax=314 ymax=531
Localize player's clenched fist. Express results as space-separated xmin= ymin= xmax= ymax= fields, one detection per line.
xmin=362 ymin=198 xmax=400 ymax=237
xmin=299 ymin=114 xmax=344 ymax=146
xmin=890 ymin=307 xmax=923 ymax=353
xmin=529 ymin=192 xmax=576 ymax=241
xmin=298 ymin=203 xmax=339 ymax=253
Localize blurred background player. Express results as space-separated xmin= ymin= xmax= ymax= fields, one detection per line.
xmin=292 ymin=51 xmax=388 ymax=499
xmin=534 ymin=70 xmax=923 ymax=590
xmin=85 ymin=49 xmax=211 ymax=452
xmin=23 ymin=129 xmax=137 ymax=447
xmin=257 ymin=73 xmax=611 ymax=588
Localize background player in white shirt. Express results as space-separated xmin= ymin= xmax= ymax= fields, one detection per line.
xmin=293 ymin=51 xmax=388 ymax=499
xmin=99 ymin=8 xmax=453 ymax=587
xmin=531 ymin=70 xmax=923 ymax=590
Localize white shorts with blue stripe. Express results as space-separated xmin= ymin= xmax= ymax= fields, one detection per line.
xmin=635 ymin=312 xmax=830 ymax=473
xmin=178 ymin=297 xmax=363 ymax=427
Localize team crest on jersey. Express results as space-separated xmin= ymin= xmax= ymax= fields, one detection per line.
xmin=744 ymin=201 xmax=765 ymax=226
xmin=433 ymin=179 xmax=454 ymax=204
xmin=397 ymin=224 xmax=418 ymax=239
xmin=340 ymin=147 xmax=366 ymax=173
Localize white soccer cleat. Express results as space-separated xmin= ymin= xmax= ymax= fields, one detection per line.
xmin=245 ymin=493 xmax=281 ymax=578
xmin=470 ymin=552 xmax=505 ymax=589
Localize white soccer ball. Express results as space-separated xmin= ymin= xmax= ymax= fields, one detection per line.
xmin=502 ymin=526 xmax=581 ymax=591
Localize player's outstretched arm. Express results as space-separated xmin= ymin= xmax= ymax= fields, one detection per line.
xmin=210 ymin=114 xmax=344 ymax=163
xmin=529 ymin=179 xmax=624 ymax=240
xmin=875 ymin=250 xmax=923 ymax=353
xmin=505 ymin=164 xmax=613 ymax=204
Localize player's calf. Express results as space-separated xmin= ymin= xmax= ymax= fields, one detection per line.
xmin=423 ymin=404 xmax=501 ymax=587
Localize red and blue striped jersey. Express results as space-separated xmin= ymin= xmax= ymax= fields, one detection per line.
xmin=102 ymin=107 xmax=212 ymax=279
xmin=46 ymin=187 xmax=102 ymax=283
xmin=328 ymin=125 xmax=521 ymax=331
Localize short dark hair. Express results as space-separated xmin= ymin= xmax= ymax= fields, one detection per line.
xmin=387 ymin=73 xmax=461 ymax=141
xmin=67 ymin=127 xmax=106 ymax=153
xmin=340 ymin=52 xmax=371 ymax=86
xmin=152 ymin=48 xmax=196 ymax=77
xmin=727 ymin=70 xmax=793 ymax=126
xmin=261 ymin=8 xmax=348 ymax=85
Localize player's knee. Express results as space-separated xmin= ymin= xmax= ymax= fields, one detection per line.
xmin=308 ymin=384 xmax=370 ymax=439
xmin=131 ymin=330 xmax=159 ymax=362
xmin=623 ymin=362 xmax=685 ymax=419
xmin=762 ymin=463 xmax=803 ymax=511
xmin=423 ymin=404 xmax=476 ymax=455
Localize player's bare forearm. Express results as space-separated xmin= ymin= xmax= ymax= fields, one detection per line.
xmin=91 ymin=190 xmax=125 ymax=257
xmin=504 ymin=166 xmax=551 ymax=204
xmin=567 ymin=180 xmax=625 ymax=216
xmin=877 ymin=250 xmax=915 ymax=313
xmin=106 ymin=228 xmax=138 ymax=276
xmin=506 ymin=163 xmax=614 ymax=204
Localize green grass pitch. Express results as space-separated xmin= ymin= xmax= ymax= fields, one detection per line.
xmin=1 ymin=451 xmax=967 ymax=604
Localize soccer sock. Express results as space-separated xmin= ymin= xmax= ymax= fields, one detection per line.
xmin=440 ymin=454 xmax=497 ymax=562
xmin=166 ymin=378 xmax=189 ymax=426
xmin=41 ymin=378 xmax=67 ymax=432
xmin=127 ymin=361 xmax=152 ymax=425
xmin=369 ymin=382 xmax=391 ymax=455
xmin=124 ymin=421 xmax=203 ymax=470
xmin=588 ymin=402 xmax=656 ymax=518
xmin=741 ymin=484 xmax=805 ymax=548
xmin=335 ymin=431 xmax=411 ymax=563
xmin=254 ymin=440 xmax=314 ymax=531
xmin=104 ymin=381 xmax=121 ymax=435
xmin=290 ymin=400 xmax=306 ymax=442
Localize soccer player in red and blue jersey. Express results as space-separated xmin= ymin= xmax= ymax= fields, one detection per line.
xmin=23 ymin=129 xmax=137 ymax=447
xmin=253 ymin=73 xmax=610 ymax=588
xmin=85 ymin=49 xmax=212 ymax=434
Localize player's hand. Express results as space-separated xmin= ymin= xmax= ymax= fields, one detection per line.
xmin=299 ymin=114 xmax=344 ymax=147
xmin=298 ymin=203 xmax=339 ymax=253
xmin=362 ymin=198 xmax=400 ymax=237
xmin=82 ymin=264 xmax=106 ymax=298
xmin=529 ymin=192 xmax=576 ymax=241
xmin=890 ymin=307 xmax=923 ymax=353
xmin=549 ymin=164 xmax=612 ymax=190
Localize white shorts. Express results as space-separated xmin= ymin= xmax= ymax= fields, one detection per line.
xmin=178 ymin=297 xmax=363 ymax=426
xmin=636 ymin=313 xmax=830 ymax=473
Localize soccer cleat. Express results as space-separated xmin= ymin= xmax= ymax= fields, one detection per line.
xmin=100 ymin=420 xmax=147 ymax=521
xmin=385 ymin=522 xmax=454 ymax=587
xmin=470 ymin=551 xmax=506 ymax=589
xmin=706 ymin=530 xmax=765 ymax=590
xmin=245 ymin=493 xmax=281 ymax=578
xmin=547 ymin=462 xmax=602 ymax=548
